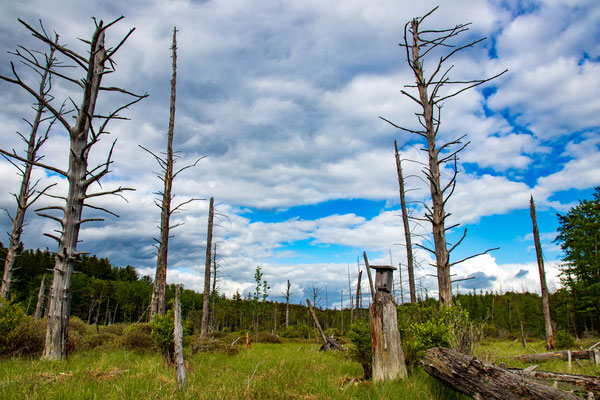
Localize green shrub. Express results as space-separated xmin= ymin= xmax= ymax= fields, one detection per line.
xmin=554 ymin=330 xmax=575 ymax=349
xmin=324 ymin=327 xmax=341 ymax=338
xmin=190 ymin=336 xmax=240 ymax=356
xmin=254 ymin=332 xmax=282 ymax=344
xmin=122 ymin=323 xmax=155 ymax=351
xmin=0 ymin=298 xmax=30 ymax=356
xmin=152 ymin=311 xmax=174 ymax=363
xmin=279 ymin=325 xmax=300 ymax=338
xmin=347 ymin=321 xmax=372 ymax=379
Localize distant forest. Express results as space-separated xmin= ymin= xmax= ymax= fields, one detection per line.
xmin=2 ymin=242 xmax=596 ymax=338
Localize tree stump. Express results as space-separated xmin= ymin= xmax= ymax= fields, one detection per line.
xmin=370 ymin=291 xmax=407 ymax=382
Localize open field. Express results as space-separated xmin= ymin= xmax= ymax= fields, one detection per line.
xmin=1 ymin=338 xmax=598 ymax=399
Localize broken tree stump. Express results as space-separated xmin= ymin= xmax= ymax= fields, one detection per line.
xmin=423 ymin=347 xmax=580 ymax=400
xmin=370 ymin=290 xmax=407 ymax=382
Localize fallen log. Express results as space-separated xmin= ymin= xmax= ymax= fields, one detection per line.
xmin=423 ymin=347 xmax=580 ymax=400
xmin=516 ymin=350 xmax=592 ymax=363
xmin=508 ymin=366 xmax=600 ymax=397
xmin=306 ymin=299 xmax=343 ymax=351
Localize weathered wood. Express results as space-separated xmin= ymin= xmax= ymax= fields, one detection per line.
xmin=355 ymin=270 xmax=362 ymax=318
xmin=508 ymin=367 xmax=600 ymax=397
xmin=173 ymin=285 xmax=186 ymax=390
xmin=306 ymin=299 xmax=342 ymax=351
xmin=423 ymin=347 xmax=580 ymax=400
xmin=394 ymin=140 xmax=416 ymax=303
xmin=370 ymin=291 xmax=407 ymax=382
xmin=201 ymin=197 xmax=214 ymax=337
xmin=34 ymin=274 xmax=46 ymax=320
xmin=362 ymin=252 xmax=375 ymax=300
xmin=530 ymin=196 xmax=554 ymax=349
xmin=516 ymin=350 xmax=593 ymax=363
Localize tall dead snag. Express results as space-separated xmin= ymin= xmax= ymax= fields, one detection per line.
xmin=210 ymin=242 xmax=218 ymax=330
xmin=34 ymin=274 xmax=47 ymax=320
xmin=173 ymin=284 xmax=186 ymax=390
xmin=369 ymin=265 xmax=407 ymax=382
xmin=0 ymin=18 xmax=147 ymax=360
xmin=423 ymin=347 xmax=580 ymax=400
xmin=282 ymin=280 xmax=291 ymax=327
xmin=355 ymin=270 xmax=362 ymax=319
xmin=0 ymin=38 xmax=58 ymax=299
xmin=200 ymin=197 xmax=214 ymax=337
xmin=394 ymin=141 xmax=416 ymax=303
xmin=530 ymin=196 xmax=554 ymax=350
xmin=146 ymin=27 xmax=202 ymax=322
xmin=381 ymin=7 xmax=505 ymax=306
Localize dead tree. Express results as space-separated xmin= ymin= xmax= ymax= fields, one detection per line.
xmin=210 ymin=242 xmax=218 ymax=331
xmin=355 ymin=270 xmax=362 ymax=319
xmin=34 ymin=274 xmax=47 ymax=320
xmin=173 ymin=284 xmax=186 ymax=390
xmin=1 ymin=38 xmax=58 ymax=299
xmin=145 ymin=27 xmax=201 ymax=322
xmin=423 ymin=347 xmax=580 ymax=399
xmin=394 ymin=141 xmax=417 ymax=303
xmin=0 ymin=17 xmax=147 ymax=360
xmin=306 ymin=299 xmax=343 ymax=351
xmin=282 ymin=279 xmax=291 ymax=327
xmin=381 ymin=7 xmax=505 ymax=306
xmin=200 ymin=197 xmax=214 ymax=337
xmin=530 ymin=195 xmax=554 ymax=350
xmin=347 ymin=265 xmax=354 ymax=324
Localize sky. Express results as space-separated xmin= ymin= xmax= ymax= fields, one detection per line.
xmin=0 ymin=0 xmax=599 ymax=308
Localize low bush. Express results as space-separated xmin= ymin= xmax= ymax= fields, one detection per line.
xmin=347 ymin=321 xmax=372 ymax=379
xmin=0 ymin=298 xmax=31 ymax=356
xmin=554 ymin=330 xmax=576 ymax=349
xmin=122 ymin=323 xmax=155 ymax=351
xmin=190 ymin=336 xmax=240 ymax=356
xmin=254 ymin=332 xmax=282 ymax=343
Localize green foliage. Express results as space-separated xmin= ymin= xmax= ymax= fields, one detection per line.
xmin=121 ymin=323 xmax=155 ymax=351
xmin=190 ymin=335 xmax=240 ymax=356
xmin=347 ymin=321 xmax=372 ymax=379
xmin=555 ymin=187 xmax=600 ymax=333
xmin=151 ymin=310 xmax=174 ymax=352
xmin=554 ymin=329 xmax=576 ymax=349
xmin=278 ymin=324 xmax=316 ymax=339
xmin=0 ymin=297 xmax=30 ymax=355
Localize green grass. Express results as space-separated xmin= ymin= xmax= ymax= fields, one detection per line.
xmin=0 ymin=342 xmax=467 ymax=399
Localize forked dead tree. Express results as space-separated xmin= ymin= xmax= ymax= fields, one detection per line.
xmin=381 ymin=7 xmax=505 ymax=306
xmin=530 ymin=195 xmax=554 ymax=349
xmin=0 ymin=37 xmax=58 ymax=299
xmin=145 ymin=27 xmax=202 ymax=322
xmin=0 ymin=17 xmax=147 ymax=360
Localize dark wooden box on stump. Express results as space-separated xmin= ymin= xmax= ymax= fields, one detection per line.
xmin=371 ymin=265 xmax=397 ymax=293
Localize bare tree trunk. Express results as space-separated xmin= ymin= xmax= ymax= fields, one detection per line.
xmin=347 ymin=266 xmax=354 ymax=324
xmin=34 ymin=274 xmax=46 ymax=320
xmin=284 ymin=280 xmax=291 ymax=328
xmin=1 ymin=43 xmax=56 ymax=299
xmin=200 ymin=197 xmax=214 ymax=337
xmin=394 ymin=141 xmax=416 ymax=303
xmin=370 ymin=291 xmax=407 ymax=382
xmin=530 ymin=196 xmax=554 ymax=350
xmin=362 ymin=252 xmax=375 ymax=300
xmin=355 ymin=270 xmax=362 ymax=320
xmin=340 ymin=290 xmax=344 ymax=333
xmin=211 ymin=242 xmax=217 ymax=331
xmin=173 ymin=284 xmax=186 ymax=390
xmin=150 ymin=28 xmax=178 ymax=322
xmin=398 ymin=263 xmax=404 ymax=304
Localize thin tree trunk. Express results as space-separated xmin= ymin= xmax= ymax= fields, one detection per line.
xmin=174 ymin=284 xmax=186 ymax=390
xmin=355 ymin=270 xmax=362 ymax=320
xmin=394 ymin=140 xmax=417 ymax=303
xmin=398 ymin=262 xmax=404 ymax=304
xmin=211 ymin=242 xmax=217 ymax=331
xmin=285 ymin=280 xmax=290 ymax=328
xmin=340 ymin=290 xmax=344 ymax=333
xmin=530 ymin=196 xmax=554 ymax=350
xmin=150 ymin=28 xmax=178 ymax=322
xmin=200 ymin=197 xmax=214 ymax=337
xmin=306 ymin=299 xmax=327 ymax=346
xmin=347 ymin=266 xmax=354 ymax=324
xmin=1 ymin=44 xmax=56 ymax=299
xmin=34 ymin=274 xmax=46 ymax=320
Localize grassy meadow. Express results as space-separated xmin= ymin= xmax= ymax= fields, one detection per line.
xmin=1 ymin=336 xmax=599 ymax=399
